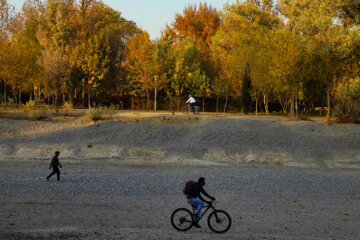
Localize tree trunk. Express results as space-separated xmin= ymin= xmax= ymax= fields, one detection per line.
xmin=223 ymin=94 xmax=228 ymax=116
xmin=223 ymin=83 xmax=229 ymax=116
xmin=131 ymin=94 xmax=134 ymax=111
xmin=55 ymin=89 xmax=59 ymax=112
xmin=69 ymin=85 xmax=74 ymax=105
xmin=202 ymin=96 xmax=205 ymax=113
xmin=255 ymin=96 xmax=258 ymax=116
xmin=278 ymin=97 xmax=285 ymax=114
xmin=82 ymin=83 xmax=85 ymax=104
xmin=74 ymin=88 xmax=77 ymax=105
xmin=176 ymin=96 xmax=180 ymax=112
xmin=88 ymin=90 xmax=91 ymax=110
xmin=327 ymin=89 xmax=331 ymax=120
xmin=263 ymin=93 xmax=269 ymax=115
xmin=295 ymin=92 xmax=298 ymax=118
xmin=216 ymin=95 xmax=219 ymax=115
xmin=3 ymin=79 xmax=6 ymax=110
xmin=18 ymin=89 xmax=21 ymax=107
xmin=290 ymin=92 xmax=295 ymax=119
xmin=146 ymin=90 xmax=150 ymax=111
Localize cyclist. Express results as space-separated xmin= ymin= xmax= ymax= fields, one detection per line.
xmin=187 ymin=177 xmax=216 ymax=228
xmin=185 ymin=95 xmax=196 ymax=113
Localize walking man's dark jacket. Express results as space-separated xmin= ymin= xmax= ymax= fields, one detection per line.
xmin=50 ymin=155 xmax=61 ymax=168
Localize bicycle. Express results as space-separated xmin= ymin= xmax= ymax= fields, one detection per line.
xmin=182 ymin=105 xmax=200 ymax=114
xmin=170 ymin=201 xmax=231 ymax=233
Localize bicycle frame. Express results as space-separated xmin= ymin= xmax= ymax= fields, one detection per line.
xmin=191 ymin=203 xmax=215 ymax=221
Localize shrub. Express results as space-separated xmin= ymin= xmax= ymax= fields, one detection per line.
xmin=62 ymin=102 xmax=74 ymax=116
xmin=102 ymin=104 xmax=117 ymax=117
xmin=88 ymin=108 xmax=103 ymax=121
xmin=9 ymin=100 xmax=49 ymax=121
xmin=24 ymin=100 xmax=36 ymax=109
xmin=333 ymin=78 xmax=360 ymax=123
xmin=4 ymin=98 xmax=19 ymax=108
xmin=10 ymin=110 xmax=45 ymax=121
xmin=297 ymin=115 xmax=311 ymax=121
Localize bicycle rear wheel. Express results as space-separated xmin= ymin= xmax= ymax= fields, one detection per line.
xmin=171 ymin=208 xmax=193 ymax=231
xmin=207 ymin=210 xmax=231 ymax=233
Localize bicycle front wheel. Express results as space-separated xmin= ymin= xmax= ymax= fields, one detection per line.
xmin=207 ymin=210 xmax=231 ymax=233
xmin=171 ymin=208 xmax=193 ymax=231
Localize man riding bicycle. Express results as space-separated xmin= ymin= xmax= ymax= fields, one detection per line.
xmin=185 ymin=95 xmax=196 ymax=113
xmin=186 ymin=177 xmax=216 ymax=228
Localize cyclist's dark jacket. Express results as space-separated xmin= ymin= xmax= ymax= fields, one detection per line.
xmin=187 ymin=182 xmax=213 ymax=202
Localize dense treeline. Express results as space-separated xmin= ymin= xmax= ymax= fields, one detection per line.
xmin=0 ymin=0 xmax=139 ymax=110
xmin=0 ymin=0 xmax=359 ymax=120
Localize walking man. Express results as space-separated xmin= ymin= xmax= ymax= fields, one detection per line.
xmin=46 ymin=151 xmax=62 ymax=181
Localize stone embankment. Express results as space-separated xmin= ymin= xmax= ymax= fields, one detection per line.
xmin=1 ymin=115 xmax=359 ymax=170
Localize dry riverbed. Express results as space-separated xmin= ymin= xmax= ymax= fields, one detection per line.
xmin=0 ymin=113 xmax=359 ymax=239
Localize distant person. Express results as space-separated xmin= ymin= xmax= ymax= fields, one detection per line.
xmin=185 ymin=95 xmax=196 ymax=113
xmin=186 ymin=177 xmax=215 ymax=228
xmin=46 ymin=151 xmax=62 ymax=181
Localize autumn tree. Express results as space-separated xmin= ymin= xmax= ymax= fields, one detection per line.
xmin=171 ymin=38 xmax=203 ymax=109
xmin=213 ymin=0 xmax=281 ymax=113
xmin=72 ymin=32 xmax=110 ymax=109
xmin=277 ymin=0 xmax=353 ymax=119
xmin=40 ymin=49 xmax=69 ymax=110
xmin=167 ymin=2 xmax=220 ymax=85
xmin=89 ymin=4 xmax=138 ymax=97
xmin=0 ymin=0 xmax=14 ymax=107
xmin=261 ymin=28 xmax=303 ymax=116
xmin=124 ymin=31 xmax=156 ymax=110
xmin=169 ymin=2 xmax=219 ymax=54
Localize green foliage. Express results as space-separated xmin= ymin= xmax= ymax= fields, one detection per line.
xmin=170 ymin=38 xmax=202 ymax=98
xmin=334 ymin=78 xmax=360 ymax=122
xmin=188 ymin=69 xmax=212 ymax=97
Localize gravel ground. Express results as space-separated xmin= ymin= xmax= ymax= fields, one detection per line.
xmin=0 ymin=163 xmax=359 ymax=240
xmin=1 ymin=114 xmax=360 ymax=239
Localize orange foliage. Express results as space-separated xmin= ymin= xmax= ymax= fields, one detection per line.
xmin=169 ymin=2 xmax=220 ymax=52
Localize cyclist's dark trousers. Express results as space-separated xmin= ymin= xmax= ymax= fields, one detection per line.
xmin=47 ymin=166 xmax=60 ymax=180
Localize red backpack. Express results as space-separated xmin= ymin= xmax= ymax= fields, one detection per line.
xmin=183 ymin=180 xmax=195 ymax=197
